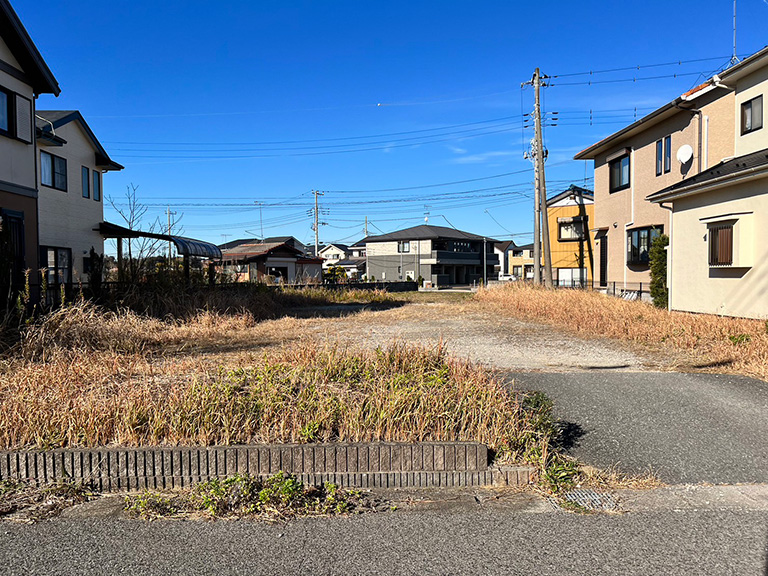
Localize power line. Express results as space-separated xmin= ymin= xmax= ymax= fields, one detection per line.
xmin=550 ymin=71 xmax=705 ymax=87
xmin=104 ymin=115 xmax=523 ymax=146
xmin=550 ymin=55 xmax=730 ymax=79
xmin=114 ymin=125 xmax=520 ymax=159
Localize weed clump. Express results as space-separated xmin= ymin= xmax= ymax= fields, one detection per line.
xmin=0 ymin=479 xmax=90 ymax=521
xmin=125 ymin=472 xmax=373 ymax=520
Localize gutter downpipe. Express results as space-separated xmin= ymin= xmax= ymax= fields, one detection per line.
xmin=659 ymin=202 xmax=673 ymax=311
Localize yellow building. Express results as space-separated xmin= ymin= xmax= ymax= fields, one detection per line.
xmin=545 ymin=185 xmax=594 ymax=287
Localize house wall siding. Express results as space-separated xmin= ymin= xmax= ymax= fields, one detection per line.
xmin=38 ymin=121 xmax=105 ymax=281
xmin=547 ymin=200 xmax=594 ymax=283
xmin=592 ymin=89 xmax=735 ymax=289
xmin=0 ymin=40 xmax=39 ymax=277
xmin=734 ymin=66 xmax=768 ymax=157
xmin=668 ymin=179 xmax=768 ymax=319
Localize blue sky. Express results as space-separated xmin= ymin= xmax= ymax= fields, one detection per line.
xmin=17 ymin=0 xmax=768 ymax=249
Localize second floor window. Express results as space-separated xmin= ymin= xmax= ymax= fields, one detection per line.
xmin=741 ymin=95 xmax=763 ymax=135
xmin=0 ymin=88 xmax=10 ymax=136
xmin=82 ymin=167 xmax=90 ymax=198
xmin=655 ymin=137 xmax=672 ymax=176
xmin=609 ymin=153 xmax=630 ymax=192
xmin=558 ymin=218 xmax=585 ymax=241
xmin=397 ymin=241 xmax=410 ymax=253
xmin=41 ymin=151 xmax=67 ymax=191
xmin=93 ymin=171 xmax=101 ymax=201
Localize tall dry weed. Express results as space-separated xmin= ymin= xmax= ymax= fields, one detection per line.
xmin=475 ymin=283 xmax=768 ymax=381
xmin=0 ymin=339 xmax=551 ymax=465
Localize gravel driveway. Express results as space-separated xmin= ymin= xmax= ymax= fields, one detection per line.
xmin=309 ymin=303 xmax=652 ymax=372
xmin=308 ymin=301 xmax=768 ymax=484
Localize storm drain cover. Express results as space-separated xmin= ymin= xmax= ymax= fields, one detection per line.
xmin=548 ymin=490 xmax=619 ymax=512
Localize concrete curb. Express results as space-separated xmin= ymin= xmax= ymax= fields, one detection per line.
xmin=0 ymin=442 xmax=534 ymax=492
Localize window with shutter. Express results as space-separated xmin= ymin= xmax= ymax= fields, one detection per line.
xmin=14 ymin=94 xmax=31 ymax=143
xmin=709 ymin=224 xmax=734 ymax=266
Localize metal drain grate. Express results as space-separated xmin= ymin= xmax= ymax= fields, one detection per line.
xmin=548 ymin=489 xmax=619 ymax=512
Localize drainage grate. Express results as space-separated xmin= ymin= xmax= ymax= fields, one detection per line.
xmin=548 ymin=489 xmax=619 ymax=512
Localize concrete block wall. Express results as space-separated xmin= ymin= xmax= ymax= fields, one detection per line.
xmin=0 ymin=442 xmax=534 ymax=492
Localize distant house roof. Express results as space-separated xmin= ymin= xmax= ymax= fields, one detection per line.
xmin=361 ymin=224 xmax=498 ymax=244
xmin=546 ymin=184 xmax=594 ymax=206
xmin=514 ymin=243 xmax=533 ymax=251
xmin=36 ymin=111 xmax=123 ymax=171
xmin=221 ymin=241 xmax=305 ymax=262
xmin=648 ymin=147 xmax=768 ymax=203
xmin=575 ymin=46 xmax=768 ymax=160
xmin=219 ymin=238 xmax=259 ymax=250
xmin=0 ymin=0 xmax=60 ymax=95
xmin=493 ymin=240 xmax=513 ymax=252
xmin=336 ymin=257 xmax=365 ymax=267
xmin=318 ymin=243 xmax=350 ymax=256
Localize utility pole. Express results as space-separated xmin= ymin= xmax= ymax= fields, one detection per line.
xmin=532 ymin=68 xmax=553 ymax=288
xmin=312 ymin=190 xmax=324 ymax=256
xmin=166 ymin=206 xmax=177 ymax=268
xmin=254 ymin=201 xmax=264 ymax=239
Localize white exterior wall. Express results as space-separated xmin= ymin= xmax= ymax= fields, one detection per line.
xmin=734 ymin=66 xmax=768 ymax=157
xmin=669 ymin=179 xmax=768 ymax=319
xmin=38 ymin=121 xmax=107 ymax=281
xmin=319 ymin=245 xmax=347 ymax=268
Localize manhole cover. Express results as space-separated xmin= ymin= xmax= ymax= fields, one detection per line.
xmin=548 ymin=489 xmax=619 ymax=512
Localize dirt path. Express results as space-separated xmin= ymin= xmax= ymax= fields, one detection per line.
xmin=303 ymin=302 xmax=656 ymax=372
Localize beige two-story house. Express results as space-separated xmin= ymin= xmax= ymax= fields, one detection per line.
xmin=575 ymin=61 xmax=737 ymax=295
xmin=647 ymin=48 xmax=768 ymax=318
xmin=0 ymin=0 xmax=59 ymax=293
xmin=35 ymin=111 xmax=123 ymax=286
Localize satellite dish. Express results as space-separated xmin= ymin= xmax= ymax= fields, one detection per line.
xmin=677 ymin=144 xmax=694 ymax=164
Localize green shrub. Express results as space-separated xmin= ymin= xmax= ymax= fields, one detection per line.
xmin=649 ymin=234 xmax=669 ymax=309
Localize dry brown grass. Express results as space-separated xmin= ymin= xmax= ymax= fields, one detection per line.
xmin=475 ymin=283 xmax=768 ymax=381
xmin=0 ymin=302 xmax=555 ymax=469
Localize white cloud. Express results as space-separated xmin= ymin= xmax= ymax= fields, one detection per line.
xmin=451 ymin=150 xmax=517 ymax=164
xmin=446 ymin=145 xmax=467 ymax=154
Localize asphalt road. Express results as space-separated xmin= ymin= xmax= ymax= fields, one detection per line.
xmin=508 ymin=371 xmax=768 ymax=484
xmin=1 ymin=500 xmax=767 ymax=576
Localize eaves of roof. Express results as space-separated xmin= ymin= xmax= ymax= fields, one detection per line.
xmin=36 ymin=111 xmax=123 ymax=170
xmin=0 ymin=0 xmax=60 ymax=95
xmin=574 ymin=46 xmax=768 ymax=161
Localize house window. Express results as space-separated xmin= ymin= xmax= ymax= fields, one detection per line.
xmin=41 ymin=246 xmax=72 ymax=286
xmin=741 ymin=95 xmax=763 ymax=135
xmin=92 ymin=170 xmax=101 ymax=201
xmin=609 ymin=153 xmax=630 ymax=192
xmin=558 ymin=218 xmax=585 ymax=241
xmin=41 ymin=151 xmax=67 ymax=191
xmin=655 ymin=140 xmax=663 ymax=176
xmin=0 ymin=87 xmax=10 ymax=136
xmin=82 ymin=166 xmax=90 ymax=198
xmin=664 ymin=135 xmax=671 ymax=173
xmin=627 ymin=226 xmax=662 ymax=265
xmin=709 ymin=223 xmax=733 ymax=266
xmin=397 ymin=241 xmax=410 ymax=253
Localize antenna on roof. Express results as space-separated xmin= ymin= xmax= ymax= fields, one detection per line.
xmin=424 ymin=205 xmax=431 ymax=223
xmin=730 ymin=0 xmax=740 ymax=66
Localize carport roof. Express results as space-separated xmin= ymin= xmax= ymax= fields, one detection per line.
xmin=97 ymin=221 xmax=222 ymax=259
